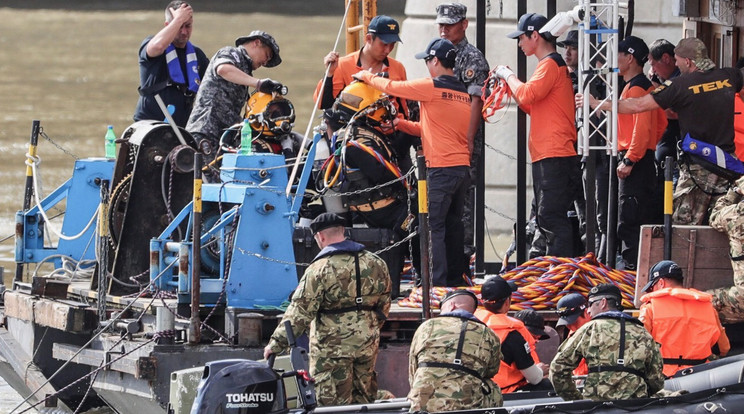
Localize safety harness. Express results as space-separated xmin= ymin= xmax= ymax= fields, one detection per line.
xmin=586 ymin=315 xmax=650 ymax=387
xmin=418 ymin=317 xmax=492 ymax=395
xmin=317 ymin=252 xmax=386 ymax=322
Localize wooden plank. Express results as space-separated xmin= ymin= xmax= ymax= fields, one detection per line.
xmin=635 ymin=225 xmax=734 ymax=307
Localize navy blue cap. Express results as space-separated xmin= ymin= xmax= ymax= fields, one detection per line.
xmin=368 ymin=15 xmax=402 ymax=44
xmin=507 ymin=13 xmax=549 ymax=39
xmin=618 ymin=35 xmax=649 ymax=65
xmin=556 ymin=293 xmax=587 ymax=327
xmin=642 ymin=260 xmax=683 ymax=292
xmin=481 ymin=276 xmax=517 ymax=302
xmin=415 ymin=38 xmax=457 ymax=66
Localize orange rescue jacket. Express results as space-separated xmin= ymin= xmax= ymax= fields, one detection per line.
xmin=474 ymin=309 xmax=540 ymax=393
xmin=639 ymin=287 xmax=728 ymax=377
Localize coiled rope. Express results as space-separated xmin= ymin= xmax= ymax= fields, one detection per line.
xmin=398 ymin=253 xmax=636 ymax=310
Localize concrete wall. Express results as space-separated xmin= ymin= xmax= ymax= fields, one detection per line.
xmin=393 ymin=0 xmax=684 ymax=259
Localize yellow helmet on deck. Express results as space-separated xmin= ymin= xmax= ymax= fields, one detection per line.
xmin=245 ymin=92 xmax=295 ymax=137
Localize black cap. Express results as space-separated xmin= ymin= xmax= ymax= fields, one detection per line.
xmin=415 ymin=38 xmax=457 ymax=66
xmin=436 ymin=3 xmax=467 ymax=25
xmin=441 ymin=289 xmax=479 ymax=307
xmin=588 ymin=283 xmax=622 ymax=303
xmin=555 ymin=293 xmax=587 ymax=327
xmin=309 ymin=212 xmax=345 ymax=235
xmin=557 ymin=30 xmax=579 ymax=48
xmin=642 ymin=260 xmax=684 ymax=292
xmin=507 ymin=13 xmax=548 ymax=39
xmin=481 ymin=276 xmax=517 ymax=302
xmin=368 ymin=15 xmax=402 ymax=44
xmin=514 ymin=309 xmax=550 ymax=340
xmin=618 ymin=35 xmax=649 ymax=65
xmin=235 ymin=31 xmax=282 ymax=68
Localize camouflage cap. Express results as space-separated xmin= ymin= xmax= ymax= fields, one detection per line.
xmin=235 ymin=30 xmax=282 ymax=68
xmin=674 ymin=37 xmax=715 ymax=71
xmin=436 ymin=3 xmax=467 ymax=25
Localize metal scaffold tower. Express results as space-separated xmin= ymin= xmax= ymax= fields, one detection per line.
xmin=576 ymin=0 xmax=623 ymax=267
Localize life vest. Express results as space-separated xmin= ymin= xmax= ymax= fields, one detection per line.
xmin=640 ymin=287 xmax=721 ymax=377
xmin=735 ymin=93 xmax=744 ymax=161
xmin=474 ymin=309 xmax=540 ymax=393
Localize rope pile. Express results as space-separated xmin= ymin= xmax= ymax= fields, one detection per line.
xmin=398 ymin=253 xmax=637 ymax=310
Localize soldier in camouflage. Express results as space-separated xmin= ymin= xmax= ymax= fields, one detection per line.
xmin=408 ymin=290 xmax=503 ymax=411
xmin=550 ymin=283 xmax=664 ymax=401
xmin=708 ymin=175 xmax=744 ymax=322
xmin=186 ymin=31 xmax=284 ymax=154
xmin=436 ymin=3 xmax=490 ymax=265
xmin=263 ymin=213 xmax=391 ymax=406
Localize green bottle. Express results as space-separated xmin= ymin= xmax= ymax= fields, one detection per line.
xmin=105 ymin=125 xmax=116 ymax=159
xmin=239 ymin=119 xmax=253 ymax=155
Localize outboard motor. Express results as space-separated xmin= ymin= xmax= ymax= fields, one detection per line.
xmin=190 ymin=359 xmax=288 ymax=414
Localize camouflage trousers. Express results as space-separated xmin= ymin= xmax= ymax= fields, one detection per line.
xmin=310 ymin=347 xmax=379 ymax=406
xmin=673 ymin=163 xmax=730 ymax=225
xmin=708 ymin=199 xmax=744 ymax=322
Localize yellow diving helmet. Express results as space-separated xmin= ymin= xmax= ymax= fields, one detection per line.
xmin=333 ymin=81 xmax=394 ymax=126
xmin=245 ymin=92 xmax=295 ymax=137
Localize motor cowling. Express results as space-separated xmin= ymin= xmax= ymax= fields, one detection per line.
xmin=190 ymin=359 xmax=288 ymax=414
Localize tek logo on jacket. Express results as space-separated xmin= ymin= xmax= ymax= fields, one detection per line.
xmin=687 ymin=79 xmax=733 ymax=94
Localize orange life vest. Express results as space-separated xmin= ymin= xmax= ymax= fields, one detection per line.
xmin=640 ymin=287 xmax=721 ymax=377
xmin=735 ymin=93 xmax=744 ymax=161
xmin=474 ymin=309 xmax=540 ymax=393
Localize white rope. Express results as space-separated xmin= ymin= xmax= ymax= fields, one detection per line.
xmin=26 ymin=152 xmax=99 ymax=241
xmin=286 ymin=0 xmax=355 ymax=195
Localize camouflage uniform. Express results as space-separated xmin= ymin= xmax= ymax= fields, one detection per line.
xmin=673 ymin=162 xmax=730 ymax=225
xmin=453 ymin=37 xmax=490 ymax=258
xmin=549 ymin=311 xmax=664 ymax=401
xmin=266 ymin=240 xmax=391 ymax=406
xmin=408 ymin=310 xmax=503 ymax=411
xmin=186 ymin=45 xmax=256 ymax=147
xmin=708 ymin=178 xmax=744 ymax=322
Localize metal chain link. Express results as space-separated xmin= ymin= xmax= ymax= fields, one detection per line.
xmin=40 ymin=129 xmax=80 ymax=160
xmin=484 ymin=204 xmax=516 ymax=222
xmin=485 ymin=141 xmax=531 ymax=165
xmin=319 ymin=166 xmax=415 ymax=198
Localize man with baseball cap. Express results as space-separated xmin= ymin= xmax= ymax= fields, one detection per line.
xmin=495 ymin=13 xmax=581 ymax=259
xmin=639 ymin=260 xmax=729 ymax=377
xmin=474 ymin=276 xmax=551 ymax=393
xmin=557 ymin=30 xmax=579 ymax=90
xmin=555 ymin=293 xmax=590 ymax=379
xmin=408 ymin=288 xmax=503 ymax=410
xmin=353 ymin=38 xmax=472 ymax=288
xmin=435 ymin=3 xmax=490 ymax=263
xmin=578 ymin=37 xmax=744 ymax=226
xmin=614 ymin=35 xmax=667 ymax=271
xmin=264 ymin=212 xmax=391 ymax=406
xmin=187 ymin=30 xmax=284 ymax=158
xmin=550 ymin=283 xmax=664 ymax=401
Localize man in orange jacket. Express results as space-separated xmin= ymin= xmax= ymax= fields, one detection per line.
xmin=639 ymin=260 xmax=730 ymax=377
xmin=474 ymin=276 xmax=551 ymax=393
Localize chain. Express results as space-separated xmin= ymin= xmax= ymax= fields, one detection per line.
xmin=321 ymin=166 xmax=415 ymax=198
xmin=40 ymin=129 xmax=80 ymax=160
xmin=485 ymin=141 xmax=530 ymax=164
xmin=484 ymin=204 xmax=516 ymax=222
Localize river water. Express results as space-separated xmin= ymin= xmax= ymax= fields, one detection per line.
xmin=0 ymin=4 xmax=386 ymax=412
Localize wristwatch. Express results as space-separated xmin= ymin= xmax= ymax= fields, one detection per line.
xmin=621 ymin=157 xmax=635 ymax=167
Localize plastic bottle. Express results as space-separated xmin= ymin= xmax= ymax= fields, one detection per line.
xmin=105 ymin=125 xmax=116 ymax=159
xmin=239 ymin=119 xmax=253 ymax=155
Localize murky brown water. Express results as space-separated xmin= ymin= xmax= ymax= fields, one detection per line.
xmin=0 ymin=6 xmax=377 ymax=412
xmin=0 ymin=7 xmax=366 ymax=285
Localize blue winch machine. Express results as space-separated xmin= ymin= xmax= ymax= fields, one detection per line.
xmin=149 ymin=133 xmax=321 ymax=309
